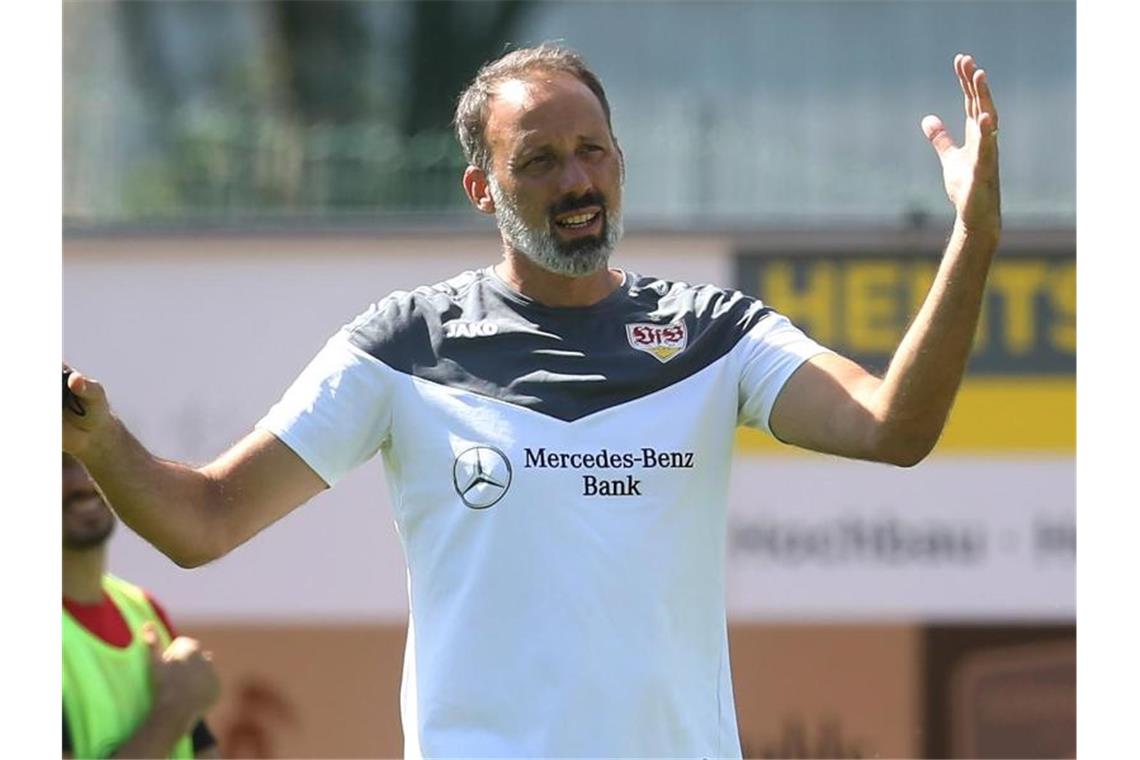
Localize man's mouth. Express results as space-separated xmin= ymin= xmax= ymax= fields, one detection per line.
xmin=553 ymin=207 xmax=603 ymax=233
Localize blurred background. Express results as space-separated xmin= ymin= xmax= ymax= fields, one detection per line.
xmin=63 ymin=1 xmax=1075 ymax=757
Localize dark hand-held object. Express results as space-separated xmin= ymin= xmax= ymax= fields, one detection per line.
xmin=63 ymin=367 xmax=86 ymax=417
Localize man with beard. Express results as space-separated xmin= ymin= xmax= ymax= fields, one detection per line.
xmin=63 ymin=454 xmax=221 ymax=759
xmin=63 ymin=43 xmax=1001 ymax=757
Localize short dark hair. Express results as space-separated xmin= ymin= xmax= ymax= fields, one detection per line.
xmin=454 ymin=43 xmax=616 ymax=172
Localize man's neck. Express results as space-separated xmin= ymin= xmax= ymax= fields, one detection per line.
xmin=62 ymin=547 xmax=107 ymax=604
xmin=496 ymin=248 xmax=622 ymax=308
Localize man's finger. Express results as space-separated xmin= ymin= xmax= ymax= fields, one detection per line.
xmin=141 ymin=623 xmax=162 ymax=662
xmin=974 ymin=68 xmax=999 ymax=131
xmin=955 ymin=54 xmax=974 ymax=120
xmin=921 ymin=115 xmax=956 ymax=158
xmin=68 ymin=371 xmax=88 ymax=396
xmin=963 ymin=55 xmax=978 ymax=88
xmin=68 ymin=371 xmax=104 ymax=403
xmin=966 ymin=54 xmax=984 ymax=119
xmin=976 ymin=113 xmax=1000 ymax=161
xmin=164 ymin=635 xmax=201 ymax=662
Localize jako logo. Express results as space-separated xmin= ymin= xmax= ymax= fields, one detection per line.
xmin=452 ymin=445 xmax=512 ymax=509
xmin=626 ymin=321 xmax=688 ymax=363
xmin=444 ymin=321 xmax=499 ymax=339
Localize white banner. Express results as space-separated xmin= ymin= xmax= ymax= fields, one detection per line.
xmin=726 ymin=456 xmax=1075 ymax=621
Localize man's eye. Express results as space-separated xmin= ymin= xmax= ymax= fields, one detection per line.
xmin=525 ymin=155 xmax=553 ymax=169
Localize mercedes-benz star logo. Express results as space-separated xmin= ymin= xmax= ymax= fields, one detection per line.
xmin=452 ymin=445 xmax=512 ymax=510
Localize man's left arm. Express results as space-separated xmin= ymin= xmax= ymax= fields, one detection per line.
xmin=769 ymin=53 xmax=1001 ymax=466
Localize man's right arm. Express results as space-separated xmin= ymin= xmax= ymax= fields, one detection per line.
xmin=63 ymin=369 xmax=327 ymax=567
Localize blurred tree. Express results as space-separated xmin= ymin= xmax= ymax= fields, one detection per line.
xmin=116 ymin=2 xmax=175 ymax=110
xmin=393 ymin=0 xmax=532 ymax=209
xmin=269 ymin=1 xmax=375 ymax=122
xmin=400 ymin=0 xmax=531 ymax=135
xmin=107 ymin=0 xmax=533 ymax=217
xmin=262 ymin=0 xmax=534 ymax=209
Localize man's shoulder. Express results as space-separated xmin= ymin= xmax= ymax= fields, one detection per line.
xmin=102 ymin=573 xmax=147 ymax=603
xmin=341 ymin=269 xmax=487 ymax=353
xmin=103 ymin=574 xmax=174 ymax=627
xmin=625 ymin=272 xmax=769 ymax=325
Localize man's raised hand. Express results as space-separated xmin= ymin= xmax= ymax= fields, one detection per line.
xmin=921 ymin=53 xmax=1001 ymax=238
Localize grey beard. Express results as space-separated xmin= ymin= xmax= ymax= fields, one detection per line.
xmin=488 ymin=178 xmax=623 ymax=278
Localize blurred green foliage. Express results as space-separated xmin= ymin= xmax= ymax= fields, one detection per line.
xmin=74 ymin=1 xmax=531 ymax=220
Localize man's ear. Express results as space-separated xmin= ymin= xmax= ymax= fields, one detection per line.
xmin=463 ymin=166 xmax=496 ymax=215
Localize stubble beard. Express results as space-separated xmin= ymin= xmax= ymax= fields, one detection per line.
xmin=62 ymin=492 xmax=116 ymax=551
xmin=63 ymin=518 xmax=115 ymax=551
xmin=488 ymin=176 xmax=624 ymax=278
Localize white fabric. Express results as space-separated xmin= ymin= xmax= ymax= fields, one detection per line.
xmin=737 ymin=312 xmax=833 ymax=433
xmin=256 ymin=306 xmax=828 ymax=758
xmin=258 ymin=335 xmax=395 ymax=486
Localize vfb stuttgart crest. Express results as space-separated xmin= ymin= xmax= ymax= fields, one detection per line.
xmin=626 ymin=321 xmax=688 ymax=363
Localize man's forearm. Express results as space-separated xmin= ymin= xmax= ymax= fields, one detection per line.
xmin=871 ymin=219 xmax=999 ymax=463
xmin=81 ymin=416 xmax=226 ymax=567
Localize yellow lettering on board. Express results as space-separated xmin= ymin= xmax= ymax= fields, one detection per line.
xmin=1049 ymin=262 xmax=1076 ymax=354
xmin=845 ymin=261 xmax=902 ymax=353
xmin=760 ymin=262 xmax=835 ymax=344
xmin=988 ymin=262 xmax=1048 ymax=355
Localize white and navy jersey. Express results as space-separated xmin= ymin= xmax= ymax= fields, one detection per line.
xmin=257 ymin=267 xmax=830 ymax=759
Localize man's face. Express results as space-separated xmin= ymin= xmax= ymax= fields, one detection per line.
xmin=62 ymin=461 xmax=115 ymax=551
xmin=482 ymin=73 xmax=624 ymax=277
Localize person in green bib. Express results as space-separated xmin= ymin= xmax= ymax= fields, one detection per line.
xmin=63 ymin=453 xmax=221 ymax=759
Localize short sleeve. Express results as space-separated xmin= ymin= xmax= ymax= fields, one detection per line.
xmin=737 ymin=311 xmax=832 ymax=434
xmin=256 ymin=331 xmax=396 ymax=487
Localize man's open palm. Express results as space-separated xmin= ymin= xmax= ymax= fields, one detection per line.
xmin=921 ymin=53 xmax=1001 ymax=234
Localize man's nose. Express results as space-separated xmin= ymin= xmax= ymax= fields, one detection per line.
xmin=557 ymin=157 xmax=594 ymax=198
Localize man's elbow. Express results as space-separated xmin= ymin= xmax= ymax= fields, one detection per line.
xmin=884 ymin=444 xmax=934 ymax=468
xmin=165 ymin=523 xmax=232 ymax=569
xmin=169 ymin=551 xmax=212 ymax=570
xmin=167 ymin=474 xmax=238 ymax=568
xmin=167 ymin=543 xmax=224 ymax=569
xmin=872 ymin=428 xmax=939 ymax=468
